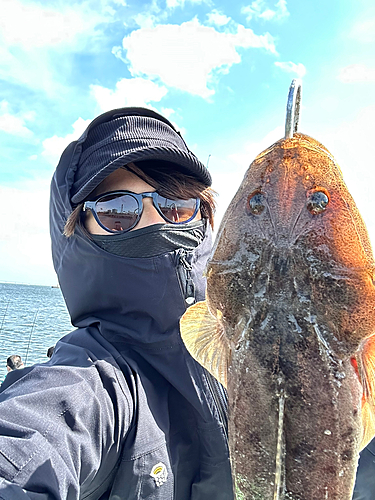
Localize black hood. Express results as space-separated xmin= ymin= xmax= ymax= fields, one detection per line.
xmin=48 ymin=109 xmax=223 ymax=435
xmin=49 ymin=111 xmax=212 ymax=347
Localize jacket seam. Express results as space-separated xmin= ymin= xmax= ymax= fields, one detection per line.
xmin=112 ymin=365 xmax=133 ymax=430
xmin=121 ymin=439 xmax=167 ymax=462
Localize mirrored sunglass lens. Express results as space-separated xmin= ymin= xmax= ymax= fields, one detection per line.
xmin=95 ymin=194 xmax=139 ymax=231
xmin=156 ymin=195 xmax=197 ymax=222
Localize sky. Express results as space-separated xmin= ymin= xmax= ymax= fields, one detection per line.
xmin=0 ymin=0 xmax=375 ymax=286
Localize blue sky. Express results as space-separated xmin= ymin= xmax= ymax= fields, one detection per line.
xmin=1 ymin=0 xmax=375 ymax=285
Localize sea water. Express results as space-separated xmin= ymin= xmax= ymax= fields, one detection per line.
xmin=0 ymin=282 xmax=73 ymax=382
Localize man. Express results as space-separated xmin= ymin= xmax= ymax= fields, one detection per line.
xmin=1 ymin=355 xmax=24 ymax=385
xmin=0 ymin=107 xmax=233 ymax=499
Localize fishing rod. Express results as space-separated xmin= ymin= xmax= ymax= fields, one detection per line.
xmin=24 ymin=308 xmax=39 ymax=366
xmin=0 ymin=299 xmax=10 ymax=335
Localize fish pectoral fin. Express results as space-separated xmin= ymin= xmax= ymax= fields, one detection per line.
xmin=358 ymin=334 xmax=375 ymax=449
xmin=360 ymin=402 xmax=375 ymax=451
xmin=180 ymin=300 xmax=229 ymax=388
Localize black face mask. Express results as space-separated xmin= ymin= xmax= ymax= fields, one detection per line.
xmin=90 ymin=219 xmax=206 ymax=258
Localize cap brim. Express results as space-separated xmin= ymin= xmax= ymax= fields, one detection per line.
xmin=71 ymin=146 xmax=211 ymax=204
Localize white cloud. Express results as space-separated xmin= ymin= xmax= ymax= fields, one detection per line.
xmin=350 ymin=18 xmax=375 ymax=43
xmin=133 ymin=0 xmax=208 ymax=27
xmin=0 ymin=0 xmax=114 ymax=94
xmin=242 ymin=0 xmax=289 ymax=22
xmin=118 ymin=19 xmax=277 ymax=98
xmin=166 ymin=0 xmax=182 ymax=6
xmin=0 ymin=0 xmax=106 ymax=49
xmin=132 ymin=0 xmax=167 ymax=28
xmin=0 ymin=180 xmax=56 ymax=286
xmin=42 ymin=117 xmax=92 ymax=166
xmin=275 ymin=61 xmax=306 ymax=78
xmin=112 ymin=45 xmax=126 ymax=62
xmin=0 ymin=100 xmax=34 ymax=138
xmin=206 ymin=9 xmax=231 ymax=27
xmin=90 ymin=77 xmax=168 ymax=111
xmin=0 ymin=44 xmax=58 ymax=96
xmin=160 ymin=108 xmax=175 ymax=119
xmin=166 ymin=0 xmax=207 ymax=8
xmin=338 ymin=64 xmax=375 ymax=83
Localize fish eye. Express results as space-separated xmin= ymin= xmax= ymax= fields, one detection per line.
xmin=306 ymin=189 xmax=329 ymax=214
xmin=247 ymin=191 xmax=266 ymax=215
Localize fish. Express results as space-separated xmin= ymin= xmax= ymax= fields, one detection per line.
xmin=180 ymin=132 xmax=375 ymax=499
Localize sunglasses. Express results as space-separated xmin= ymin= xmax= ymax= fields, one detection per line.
xmin=82 ymin=190 xmax=200 ymax=233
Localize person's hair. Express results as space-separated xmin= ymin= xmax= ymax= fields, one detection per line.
xmin=7 ymin=355 xmax=23 ymax=370
xmin=64 ymin=161 xmax=216 ymax=237
xmin=47 ymin=346 xmax=55 ymax=358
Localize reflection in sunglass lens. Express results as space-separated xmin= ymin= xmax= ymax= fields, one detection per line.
xmin=95 ymin=193 xmax=139 ymax=231
xmin=156 ymin=195 xmax=196 ymax=223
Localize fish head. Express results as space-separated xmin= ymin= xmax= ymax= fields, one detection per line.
xmin=208 ymin=132 xmax=375 ymax=356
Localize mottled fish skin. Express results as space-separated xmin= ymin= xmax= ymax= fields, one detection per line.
xmin=207 ymin=134 xmax=375 ymax=499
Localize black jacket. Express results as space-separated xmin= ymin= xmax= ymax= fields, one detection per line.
xmin=352 ymin=439 xmax=375 ymax=500
xmin=0 ymin=131 xmax=233 ymax=498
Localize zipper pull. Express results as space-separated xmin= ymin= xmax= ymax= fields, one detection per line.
xmin=179 ymin=250 xmax=196 ymax=306
xmin=185 ymin=277 xmax=195 ymax=306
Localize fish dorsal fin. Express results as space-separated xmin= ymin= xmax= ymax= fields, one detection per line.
xmin=180 ymin=300 xmax=229 ymax=388
xmin=357 ymin=334 xmax=375 ymax=450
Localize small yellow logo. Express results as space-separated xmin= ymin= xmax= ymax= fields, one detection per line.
xmin=150 ymin=462 xmax=168 ymax=487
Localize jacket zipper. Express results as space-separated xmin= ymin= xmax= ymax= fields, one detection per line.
xmin=176 ymin=249 xmax=229 ymax=442
xmin=177 ymin=249 xmax=196 ymax=306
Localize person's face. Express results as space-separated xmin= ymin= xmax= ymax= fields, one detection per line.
xmin=6 ymin=366 xmax=11 ymax=372
xmin=84 ymin=168 xmax=201 ymax=235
